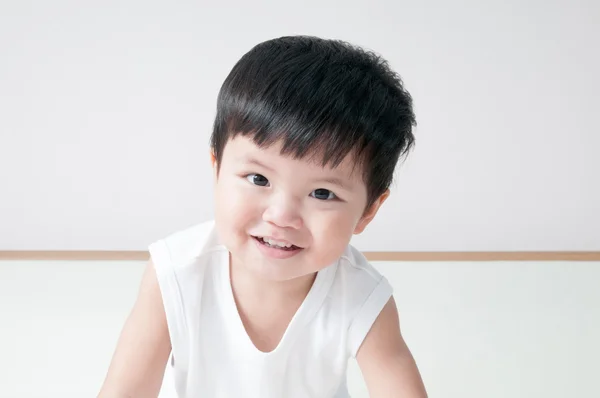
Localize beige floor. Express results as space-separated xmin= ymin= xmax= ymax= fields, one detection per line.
xmin=1 ymin=260 xmax=599 ymax=398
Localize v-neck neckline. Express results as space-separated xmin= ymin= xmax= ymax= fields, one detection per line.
xmin=220 ymin=250 xmax=337 ymax=357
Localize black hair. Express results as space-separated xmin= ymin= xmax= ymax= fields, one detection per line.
xmin=210 ymin=35 xmax=416 ymax=208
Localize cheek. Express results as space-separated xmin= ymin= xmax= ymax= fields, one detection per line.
xmin=214 ymin=178 xmax=262 ymax=238
xmin=306 ymin=209 xmax=357 ymax=256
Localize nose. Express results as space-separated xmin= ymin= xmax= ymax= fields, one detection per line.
xmin=262 ymin=193 xmax=303 ymax=230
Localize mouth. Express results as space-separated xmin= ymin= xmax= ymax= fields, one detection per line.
xmin=252 ymin=235 xmax=303 ymax=251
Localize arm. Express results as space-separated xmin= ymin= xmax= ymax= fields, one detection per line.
xmin=97 ymin=260 xmax=172 ymax=398
xmin=356 ymin=296 xmax=427 ymax=398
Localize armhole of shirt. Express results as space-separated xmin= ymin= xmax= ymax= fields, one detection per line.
xmin=347 ymin=276 xmax=393 ymax=358
xmin=148 ymin=239 xmax=189 ymax=367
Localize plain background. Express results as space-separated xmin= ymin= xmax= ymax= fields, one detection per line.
xmin=1 ymin=0 xmax=599 ymax=397
xmin=1 ymin=0 xmax=598 ymax=252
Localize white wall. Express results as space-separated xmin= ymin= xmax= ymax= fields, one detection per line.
xmin=1 ymin=0 xmax=599 ymax=252
xmin=1 ymin=259 xmax=598 ymax=397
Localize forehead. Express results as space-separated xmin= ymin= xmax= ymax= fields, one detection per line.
xmin=223 ymin=135 xmax=363 ymax=178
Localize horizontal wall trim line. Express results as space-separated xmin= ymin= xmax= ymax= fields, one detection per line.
xmin=1 ymin=251 xmax=599 ymax=261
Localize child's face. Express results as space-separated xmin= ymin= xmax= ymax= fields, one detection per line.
xmin=212 ymin=135 xmax=387 ymax=282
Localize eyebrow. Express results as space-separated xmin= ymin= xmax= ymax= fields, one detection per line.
xmin=314 ymin=176 xmax=353 ymax=192
xmin=242 ymin=157 xmax=275 ymax=172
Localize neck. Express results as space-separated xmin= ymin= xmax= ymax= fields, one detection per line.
xmin=229 ymin=254 xmax=316 ymax=302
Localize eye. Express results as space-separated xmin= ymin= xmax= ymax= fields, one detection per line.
xmin=246 ymin=174 xmax=270 ymax=187
xmin=311 ymin=188 xmax=336 ymax=201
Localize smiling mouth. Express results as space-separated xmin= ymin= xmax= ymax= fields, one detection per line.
xmin=252 ymin=236 xmax=303 ymax=251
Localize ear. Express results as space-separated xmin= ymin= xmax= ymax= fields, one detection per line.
xmin=210 ymin=150 xmax=219 ymax=180
xmin=353 ymin=189 xmax=390 ymax=235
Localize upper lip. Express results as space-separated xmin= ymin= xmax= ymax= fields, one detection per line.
xmin=253 ymin=235 xmax=302 ymax=248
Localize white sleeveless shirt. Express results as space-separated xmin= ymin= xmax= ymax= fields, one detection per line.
xmin=148 ymin=220 xmax=392 ymax=398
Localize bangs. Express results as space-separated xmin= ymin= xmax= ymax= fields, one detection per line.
xmin=223 ymin=106 xmax=373 ymax=175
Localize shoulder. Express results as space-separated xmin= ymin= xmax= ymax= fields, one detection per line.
xmin=145 ymin=220 xmax=226 ymax=368
xmin=328 ymin=244 xmax=394 ymax=357
xmin=334 ymin=244 xmax=392 ymax=298
xmin=147 ymin=219 xmax=227 ymax=298
xmin=148 ymin=219 xmax=224 ymax=269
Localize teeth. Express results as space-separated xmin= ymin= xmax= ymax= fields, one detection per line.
xmin=262 ymin=237 xmax=292 ymax=248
